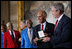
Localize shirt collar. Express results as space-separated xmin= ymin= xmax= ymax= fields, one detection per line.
xmin=41 ymin=21 xmax=46 ymax=25
xmin=9 ymin=30 xmax=15 ymax=37
xmin=28 ymin=28 xmax=32 ymax=31
xmin=58 ymin=14 xmax=64 ymax=22
xmin=9 ymin=30 xmax=13 ymax=35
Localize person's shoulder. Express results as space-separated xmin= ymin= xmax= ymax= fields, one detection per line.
xmin=34 ymin=24 xmax=40 ymax=28
xmin=4 ymin=31 xmax=9 ymax=34
xmin=14 ymin=30 xmax=20 ymax=33
xmin=3 ymin=31 xmax=8 ymax=36
xmin=63 ymin=14 xmax=70 ymax=20
xmin=23 ymin=27 xmax=28 ymax=31
xmin=46 ymin=21 xmax=54 ymax=26
xmin=21 ymin=28 xmax=27 ymax=33
xmin=21 ymin=28 xmax=28 ymax=36
xmin=31 ymin=27 xmax=34 ymax=29
xmin=14 ymin=30 xmax=19 ymax=32
xmin=62 ymin=14 xmax=71 ymax=22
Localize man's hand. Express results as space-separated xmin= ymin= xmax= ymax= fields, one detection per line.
xmin=41 ymin=37 xmax=50 ymax=42
xmin=19 ymin=37 xmax=22 ymax=42
xmin=44 ymin=33 xmax=48 ymax=37
xmin=33 ymin=37 xmax=38 ymax=45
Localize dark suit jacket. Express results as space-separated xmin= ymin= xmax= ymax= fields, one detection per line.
xmin=3 ymin=30 xmax=21 ymax=48
xmin=51 ymin=14 xmax=71 ymax=48
xmin=33 ymin=21 xmax=54 ymax=48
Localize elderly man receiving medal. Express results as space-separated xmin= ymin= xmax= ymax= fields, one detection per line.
xmin=33 ymin=10 xmax=54 ymax=48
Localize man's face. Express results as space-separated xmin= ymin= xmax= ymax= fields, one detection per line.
xmin=1 ymin=25 xmax=4 ymax=32
xmin=37 ymin=11 xmax=46 ymax=23
xmin=20 ymin=22 xmax=26 ymax=30
xmin=7 ymin=23 xmax=13 ymax=30
xmin=26 ymin=20 xmax=32 ymax=28
xmin=51 ymin=6 xmax=60 ymax=18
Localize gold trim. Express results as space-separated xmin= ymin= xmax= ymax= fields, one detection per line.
xmin=17 ymin=1 xmax=24 ymax=32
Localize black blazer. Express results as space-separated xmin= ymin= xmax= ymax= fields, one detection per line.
xmin=33 ymin=21 xmax=54 ymax=48
xmin=51 ymin=14 xmax=71 ymax=48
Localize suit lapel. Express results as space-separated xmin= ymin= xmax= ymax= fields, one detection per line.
xmin=44 ymin=21 xmax=49 ymax=33
xmin=26 ymin=28 xmax=31 ymax=44
xmin=7 ymin=30 xmax=14 ymax=42
xmin=54 ymin=14 xmax=65 ymax=33
xmin=13 ymin=30 xmax=17 ymax=41
xmin=38 ymin=24 xmax=41 ymax=31
xmin=27 ymin=27 xmax=34 ymax=45
xmin=45 ymin=21 xmax=47 ymax=31
xmin=31 ymin=27 xmax=35 ymax=42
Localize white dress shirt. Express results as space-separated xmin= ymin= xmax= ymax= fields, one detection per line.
xmin=57 ymin=14 xmax=64 ymax=25
xmin=9 ymin=30 xmax=15 ymax=38
xmin=40 ymin=21 xmax=46 ymax=31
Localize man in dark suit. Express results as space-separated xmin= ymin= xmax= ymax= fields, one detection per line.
xmin=3 ymin=22 xmax=21 ymax=48
xmin=33 ymin=10 xmax=54 ymax=48
xmin=46 ymin=3 xmax=71 ymax=48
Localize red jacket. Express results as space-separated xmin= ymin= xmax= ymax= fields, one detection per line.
xmin=3 ymin=30 xmax=21 ymax=48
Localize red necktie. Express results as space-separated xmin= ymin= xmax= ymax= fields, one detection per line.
xmin=54 ymin=20 xmax=58 ymax=31
xmin=41 ymin=24 xmax=44 ymax=30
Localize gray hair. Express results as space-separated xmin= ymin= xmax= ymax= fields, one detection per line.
xmin=53 ymin=3 xmax=64 ymax=14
